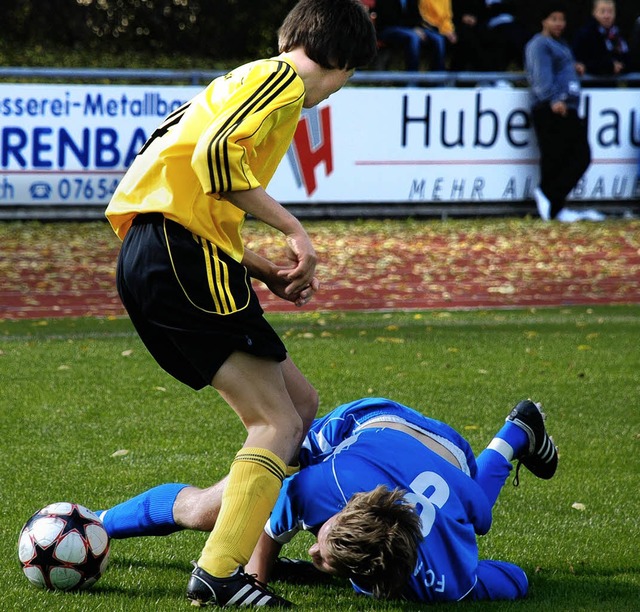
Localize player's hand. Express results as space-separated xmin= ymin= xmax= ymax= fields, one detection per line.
xmin=266 ymin=269 xmax=320 ymax=307
xmin=277 ymin=230 xmax=318 ymax=299
xmin=290 ymin=277 xmax=320 ymax=308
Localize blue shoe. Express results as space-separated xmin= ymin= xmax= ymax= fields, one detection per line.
xmin=506 ymin=400 xmax=558 ymax=485
xmin=187 ymin=563 xmax=292 ymax=607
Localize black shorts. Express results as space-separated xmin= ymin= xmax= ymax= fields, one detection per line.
xmin=116 ymin=213 xmax=286 ymax=390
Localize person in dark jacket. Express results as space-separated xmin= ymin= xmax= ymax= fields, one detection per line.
xmin=573 ymin=0 xmax=629 ymax=76
xmin=629 ymin=16 xmax=640 ymax=72
xmin=481 ymin=0 xmax=531 ymax=70
xmin=450 ymin=0 xmax=486 ymax=71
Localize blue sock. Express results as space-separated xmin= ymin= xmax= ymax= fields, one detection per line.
xmin=475 ymin=448 xmax=512 ymax=508
xmin=487 ymin=422 xmax=530 ymax=461
xmin=98 ymin=483 xmax=189 ymax=539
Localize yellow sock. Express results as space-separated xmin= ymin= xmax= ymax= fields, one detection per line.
xmin=197 ymin=447 xmax=286 ymax=577
xmin=286 ymin=463 xmax=300 ymax=477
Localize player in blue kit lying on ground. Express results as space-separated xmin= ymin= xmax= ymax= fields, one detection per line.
xmin=96 ymin=397 xmax=558 ymax=604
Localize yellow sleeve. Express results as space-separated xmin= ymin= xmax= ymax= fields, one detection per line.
xmin=419 ymin=0 xmax=454 ymax=36
xmin=192 ymin=60 xmax=303 ymax=195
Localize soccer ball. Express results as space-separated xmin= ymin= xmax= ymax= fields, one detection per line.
xmin=18 ymin=502 xmax=110 ymax=591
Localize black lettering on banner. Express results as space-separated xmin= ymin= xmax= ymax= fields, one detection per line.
xmin=409 ymin=179 xmax=426 ymax=199
xmin=401 ymin=95 xmax=430 ymax=147
xmin=432 ymin=177 xmax=443 ymax=200
xmin=0 ymin=177 xmax=15 ymax=200
xmin=632 ymin=109 xmax=640 ymax=146
xmin=503 ymin=178 xmax=517 ymax=199
xmin=473 ymin=93 xmax=498 ymax=148
xmin=573 ymin=177 xmax=586 ymax=198
xmin=471 ymin=178 xmax=485 ymax=198
xmin=598 ymin=109 xmax=621 ymax=147
xmin=611 ymin=176 xmax=627 ymax=198
xmin=441 ymin=110 xmax=464 ymax=148
xmin=505 ymin=110 xmax=530 ymax=147
xmin=450 ymin=179 xmax=465 ymax=199
xmin=591 ymin=177 xmax=606 ymax=198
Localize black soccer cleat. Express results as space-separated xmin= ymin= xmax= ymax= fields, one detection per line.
xmin=270 ymin=557 xmax=334 ymax=585
xmin=186 ymin=563 xmax=292 ymax=608
xmin=506 ymin=399 xmax=558 ymax=485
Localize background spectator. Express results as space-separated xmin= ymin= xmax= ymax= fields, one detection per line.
xmin=525 ymin=2 xmax=603 ymax=222
xmin=573 ymin=0 xmax=630 ymax=76
xmin=449 ymin=0 xmax=486 ymax=70
xmin=418 ymin=0 xmax=456 ymax=71
xmin=374 ymin=0 xmax=445 ymax=71
xmin=630 ymin=15 xmax=640 ymax=71
xmin=482 ymin=0 xmax=531 ymax=70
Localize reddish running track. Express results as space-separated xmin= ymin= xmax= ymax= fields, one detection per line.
xmin=1 ymin=220 xmax=639 ymax=319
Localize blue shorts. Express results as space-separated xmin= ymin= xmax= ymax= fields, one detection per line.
xmin=116 ymin=214 xmax=286 ymax=390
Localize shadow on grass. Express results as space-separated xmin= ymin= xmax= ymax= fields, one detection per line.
xmin=48 ymin=564 xmax=640 ymax=611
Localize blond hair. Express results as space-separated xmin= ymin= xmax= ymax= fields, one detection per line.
xmin=324 ymin=485 xmax=422 ymax=599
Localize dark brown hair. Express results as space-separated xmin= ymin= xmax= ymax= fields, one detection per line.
xmin=278 ymin=0 xmax=377 ymax=70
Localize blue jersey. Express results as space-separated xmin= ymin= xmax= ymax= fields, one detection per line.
xmin=266 ymin=398 xmax=495 ymax=602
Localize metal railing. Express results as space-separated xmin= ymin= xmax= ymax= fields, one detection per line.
xmin=1 ymin=66 xmax=639 ymax=87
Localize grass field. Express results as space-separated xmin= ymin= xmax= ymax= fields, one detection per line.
xmin=1 ymin=306 xmax=639 ymax=611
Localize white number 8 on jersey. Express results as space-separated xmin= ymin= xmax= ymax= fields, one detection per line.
xmin=404 ymin=471 xmax=450 ymax=537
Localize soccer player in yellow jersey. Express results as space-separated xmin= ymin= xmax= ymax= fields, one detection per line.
xmin=105 ymin=0 xmax=376 ymax=607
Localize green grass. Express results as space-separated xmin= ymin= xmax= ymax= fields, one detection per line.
xmin=1 ymin=306 xmax=639 ymax=611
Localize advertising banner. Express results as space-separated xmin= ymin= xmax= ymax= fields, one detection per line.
xmin=0 ymin=83 xmax=638 ymax=208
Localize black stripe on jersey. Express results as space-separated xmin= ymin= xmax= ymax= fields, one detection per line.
xmin=209 ymin=61 xmax=297 ymax=191
xmin=207 ymin=61 xmax=298 ymax=193
xmin=208 ymin=62 xmax=297 ymax=192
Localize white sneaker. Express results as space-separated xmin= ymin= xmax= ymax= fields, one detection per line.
xmin=556 ymin=208 xmax=583 ymax=223
xmin=580 ymin=208 xmax=606 ymax=221
xmin=534 ymin=187 xmax=551 ymax=221
xmin=557 ymin=208 xmax=606 ymax=222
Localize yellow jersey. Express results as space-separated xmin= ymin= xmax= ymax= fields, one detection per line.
xmin=106 ymin=57 xmax=305 ymax=261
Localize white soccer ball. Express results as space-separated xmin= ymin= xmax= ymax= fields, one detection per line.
xmin=18 ymin=502 xmax=110 ymax=591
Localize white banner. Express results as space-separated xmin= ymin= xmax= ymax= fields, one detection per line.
xmin=0 ymin=83 xmax=638 ymax=207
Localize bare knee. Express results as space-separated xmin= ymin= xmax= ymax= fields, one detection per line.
xmin=173 ymin=483 xmax=225 ymax=531
xmin=244 ymin=411 xmax=305 ymax=465
xmin=271 ymin=411 xmax=305 ymax=451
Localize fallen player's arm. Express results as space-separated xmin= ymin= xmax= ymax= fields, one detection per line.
xmin=246 ymin=531 xmax=282 ymax=583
